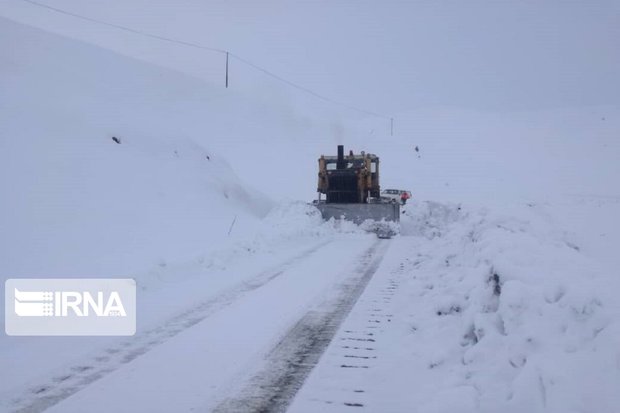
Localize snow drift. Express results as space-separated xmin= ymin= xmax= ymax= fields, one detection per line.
xmin=399 ymin=201 xmax=620 ymax=412
xmin=0 ymin=16 xmax=275 ymax=279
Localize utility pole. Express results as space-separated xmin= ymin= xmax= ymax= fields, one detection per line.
xmin=225 ymin=52 xmax=229 ymax=88
xmin=390 ymin=117 xmax=394 ymax=136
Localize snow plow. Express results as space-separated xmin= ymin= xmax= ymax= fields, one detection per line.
xmin=314 ymin=145 xmax=400 ymax=225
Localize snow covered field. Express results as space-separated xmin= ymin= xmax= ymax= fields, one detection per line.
xmin=1 ymin=2 xmax=619 ymax=412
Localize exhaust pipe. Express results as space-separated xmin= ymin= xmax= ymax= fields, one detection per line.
xmin=337 ymin=145 xmax=346 ymax=170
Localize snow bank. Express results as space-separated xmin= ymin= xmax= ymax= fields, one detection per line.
xmin=395 ymin=200 xmax=620 ymax=412
xmin=134 ymin=201 xmax=373 ymax=292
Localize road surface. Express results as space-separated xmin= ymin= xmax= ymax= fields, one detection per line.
xmin=8 ymin=234 xmax=390 ymax=413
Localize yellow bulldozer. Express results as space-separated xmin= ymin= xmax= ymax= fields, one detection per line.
xmin=314 ymin=145 xmax=400 ymax=225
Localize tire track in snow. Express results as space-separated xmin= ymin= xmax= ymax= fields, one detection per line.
xmin=9 ymin=240 xmax=334 ymax=413
xmin=287 ymin=246 xmax=411 ymax=411
xmin=212 ymin=238 xmax=390 ymax=413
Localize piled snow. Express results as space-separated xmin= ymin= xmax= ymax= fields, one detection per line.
xmin=393 ymin=201 xmax=620 ymax=411
xmin=137 ymin=201 xmax=373 ymax=291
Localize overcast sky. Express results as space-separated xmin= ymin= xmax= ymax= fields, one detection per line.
xmin=219 ymin=0 xmax=620 ymax=113
xmin=2 ymin=0 xmax=619 ymax=115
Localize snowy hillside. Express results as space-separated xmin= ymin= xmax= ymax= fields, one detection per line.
xmin=0 ymin=15 xmax=279 ymax=279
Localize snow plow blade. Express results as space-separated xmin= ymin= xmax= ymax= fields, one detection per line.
xmin=315 ymin=202 xmax=400 ymax=224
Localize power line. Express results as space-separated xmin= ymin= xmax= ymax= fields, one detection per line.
xmin=18 ymin=0 xmax=391 ymax=120
xmin=229 ymin=53 xmax=388 ymax=119
xmin=20 ymin=0 xmax=227 ymax=54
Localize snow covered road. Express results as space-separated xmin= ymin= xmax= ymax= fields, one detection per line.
xmin=213 ymin=239 xmax=389 ymax=412
xmin=4 ymin=200 xmax=620 ymax=413
xmin=7 ymin=234 xmax=387 ymax=413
